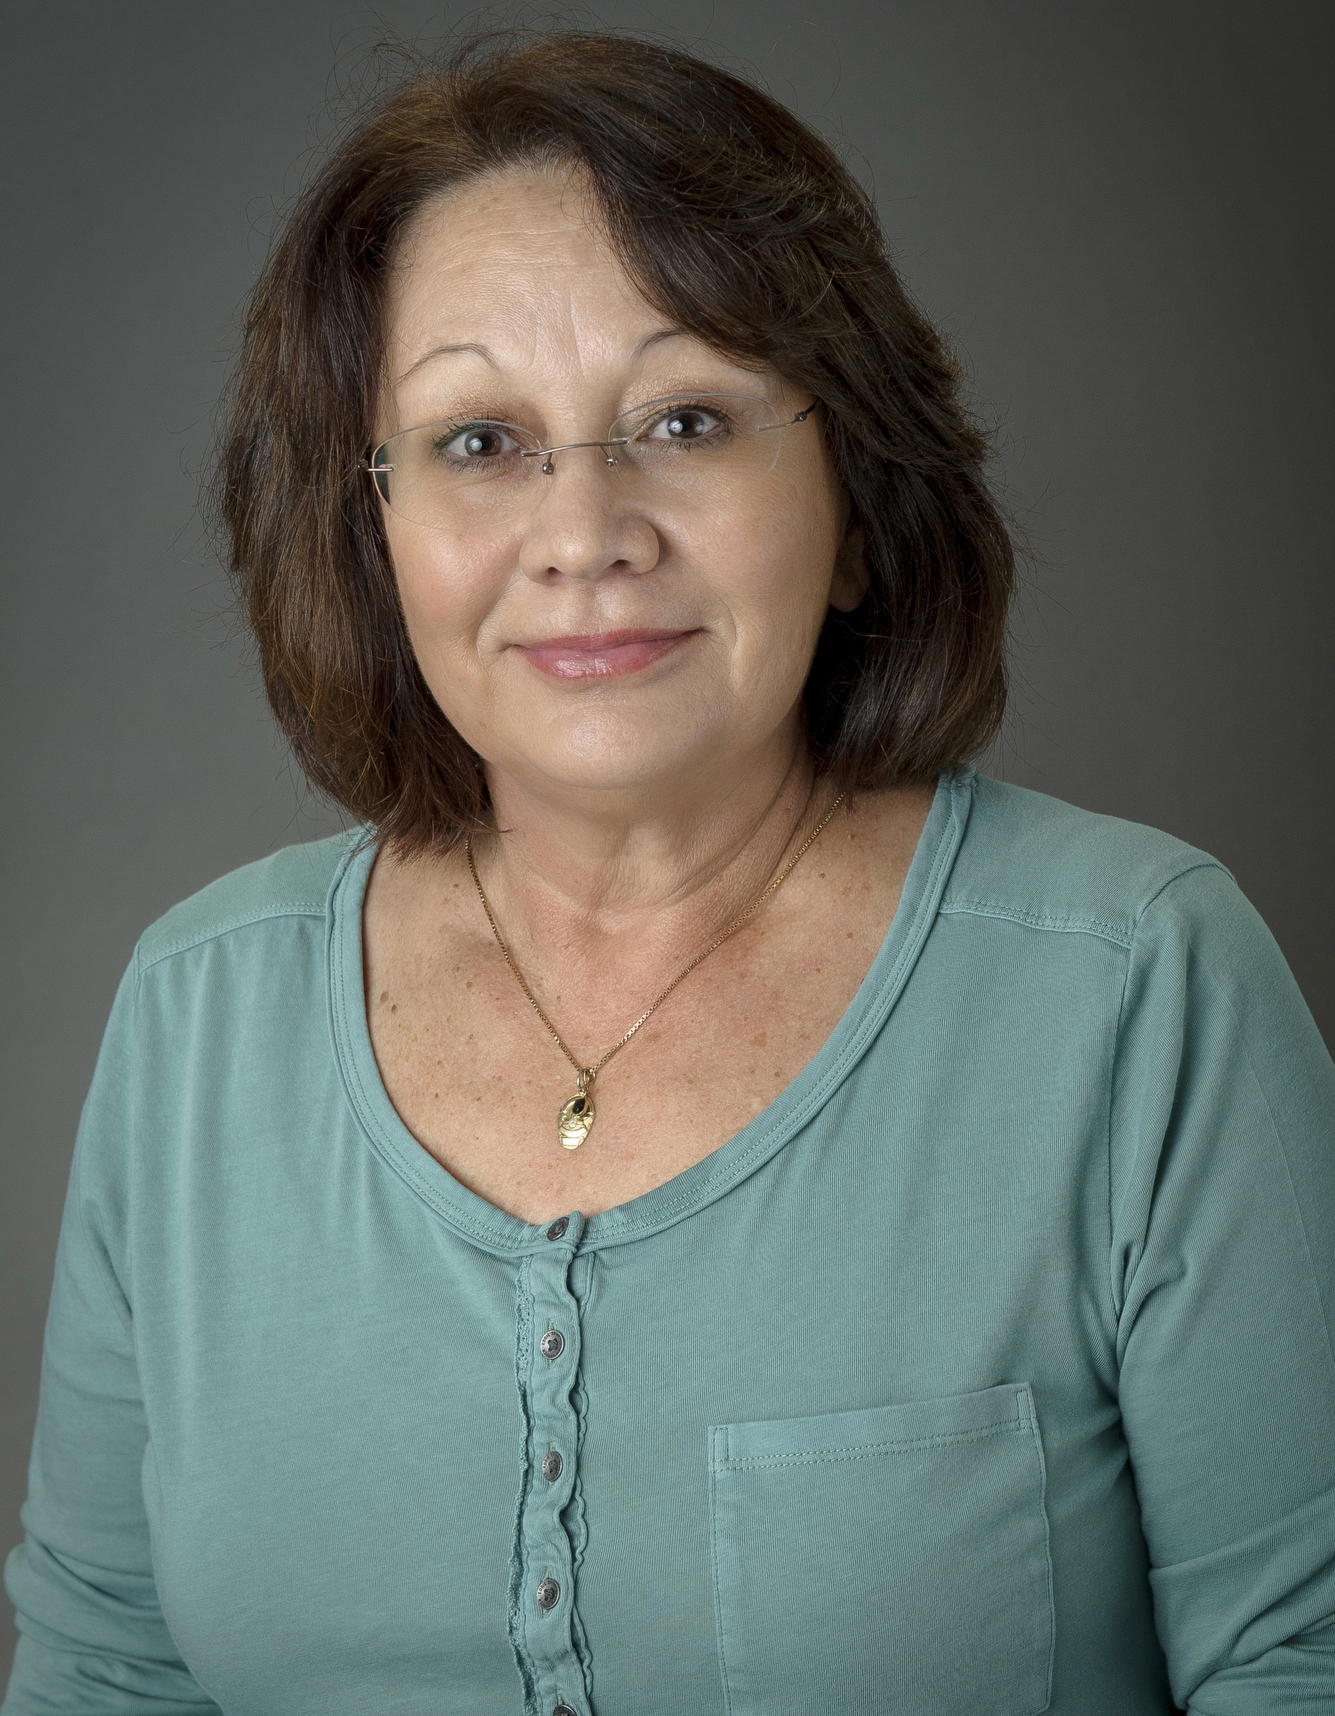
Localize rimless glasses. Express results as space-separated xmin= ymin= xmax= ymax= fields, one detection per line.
xmin=365 ymin=393 xmax=819 ymax=530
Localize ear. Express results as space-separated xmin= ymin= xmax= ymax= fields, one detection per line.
xmin=829 ymin=512 xmax=870 ymax=613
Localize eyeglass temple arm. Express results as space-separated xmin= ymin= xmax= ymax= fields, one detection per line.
xmin=755 ymin=402 xmax=820 ymax=436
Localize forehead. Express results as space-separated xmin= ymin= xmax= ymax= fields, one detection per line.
xmin=384 ymin=168 xmax=658 ymax=375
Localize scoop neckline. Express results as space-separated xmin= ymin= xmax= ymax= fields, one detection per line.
xmin=325 ymin=770 xmax=975 ymax=1256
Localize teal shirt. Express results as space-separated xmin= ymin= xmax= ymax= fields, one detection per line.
xmin=6 ymin=771 xmax=1335 ymax=1714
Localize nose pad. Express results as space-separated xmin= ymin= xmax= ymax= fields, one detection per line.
xmin=533 ymin=440 xmax=629 ymax=478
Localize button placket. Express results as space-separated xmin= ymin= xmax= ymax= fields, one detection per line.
xmin=509 ymin=1213 xmax=592 ymax=1716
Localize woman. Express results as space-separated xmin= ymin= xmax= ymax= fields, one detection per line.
xmin=5 ymin=30 xmax=1333 ymax=1716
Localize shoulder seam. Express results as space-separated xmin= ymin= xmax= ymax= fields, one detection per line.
xmin=1131 ymin=858 xmax=1234 ymax=928
xmin=938 ymin=900 xmax=1135 ymax=950
xmin=137 ymin=901 xmax=326 ymax=973
xmin=940 ymin=857 xmax=1234 ymax=953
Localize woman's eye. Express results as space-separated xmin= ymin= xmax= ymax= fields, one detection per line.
xmin=642 ymin=406 xmax=725 ymax=443
xmin=435 ymin=424 xmax=518 ymax=459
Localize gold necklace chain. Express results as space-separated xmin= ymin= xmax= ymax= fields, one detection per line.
xmin=465 ymin=791 xmax=846 ymax=1149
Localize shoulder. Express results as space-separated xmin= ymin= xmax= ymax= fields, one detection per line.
xmin=135 ymin=827 xmax=370 ymax=974
xmin=943 ymin=774 xmax=1232 ymax=949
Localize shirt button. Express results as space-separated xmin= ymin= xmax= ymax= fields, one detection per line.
xmin=546 ymin=1217 xmax=569 ymax=1240
xmin=553 ymin=1706 xmax=578 ymax=1716
xmin=536 ymin=1577 xmax=560 ymax=1610
xmin=541 ymin=1450 xmax=563 ymax=1482
xmin=539 ymin=1329 xmax=565 ymax=1359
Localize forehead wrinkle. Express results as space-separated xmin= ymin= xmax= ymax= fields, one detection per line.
xmin=394 ymin=272 xmax=662 ymax=406
xmin=390 ymin=177 xmax=650 ymax=361
xmin=384 ymin=171 xmax=779 ymax=425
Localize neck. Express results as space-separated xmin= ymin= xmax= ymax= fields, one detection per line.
xmin=474 ymin=730 xmax=824 ymax=953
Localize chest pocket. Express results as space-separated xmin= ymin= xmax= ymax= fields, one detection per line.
xmin=708 ymin=1382 xmax=1054 ymax=1716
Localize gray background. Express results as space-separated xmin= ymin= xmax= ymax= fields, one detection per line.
xmin=2 ymin=0 xmax=1331 ymax=1681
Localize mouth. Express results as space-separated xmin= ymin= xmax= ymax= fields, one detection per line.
xmin=517 ymin=628 xmax=698 ymax=680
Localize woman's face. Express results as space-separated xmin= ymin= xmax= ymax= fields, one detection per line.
xmin=378 ymin=168 xmax=864 ymax=806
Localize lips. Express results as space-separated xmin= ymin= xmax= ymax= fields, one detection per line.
xmin=517 ymin=629 xmax=696 ymax=679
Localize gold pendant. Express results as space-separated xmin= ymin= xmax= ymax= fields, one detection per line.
xmin=557 ymin=1080 xmax=596 ymax=1150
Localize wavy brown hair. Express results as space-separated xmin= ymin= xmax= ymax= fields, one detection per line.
xmin=217 ymin=28 xmax=1014 ymax=856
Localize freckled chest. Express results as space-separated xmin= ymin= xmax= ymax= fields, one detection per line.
xmin=363 ymin=802 xmax=922 ymax=1224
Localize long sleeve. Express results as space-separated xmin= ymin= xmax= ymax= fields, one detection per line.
xmin=7 ymin=792 xmax=1335 ymax=1711
xmin=1111 ymin=864 xmax=1335 ymax=1710
xmin=2 ymin=963 xmax=221 ymax=1714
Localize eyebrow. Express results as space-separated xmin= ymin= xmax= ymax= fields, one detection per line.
xmin=632 ymin=327 xmax=688 ymax=358
xmin=396 ymin=327 xmax=687 ymax=385
xmin=396 ymin=342 xmax=497 ymax=383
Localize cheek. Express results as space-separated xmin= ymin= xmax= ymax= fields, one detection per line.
xmin=385 ymin=519 xmax=506 ymax=667
xmin=684 ymin=476 xmax=841 ymax=661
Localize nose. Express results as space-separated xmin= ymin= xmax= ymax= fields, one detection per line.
xmin=517 ymin=443 xmax=660 ymax=584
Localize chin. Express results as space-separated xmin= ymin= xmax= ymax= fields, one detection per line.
xmin=503 ymin=709 xmax=729 ymax=798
